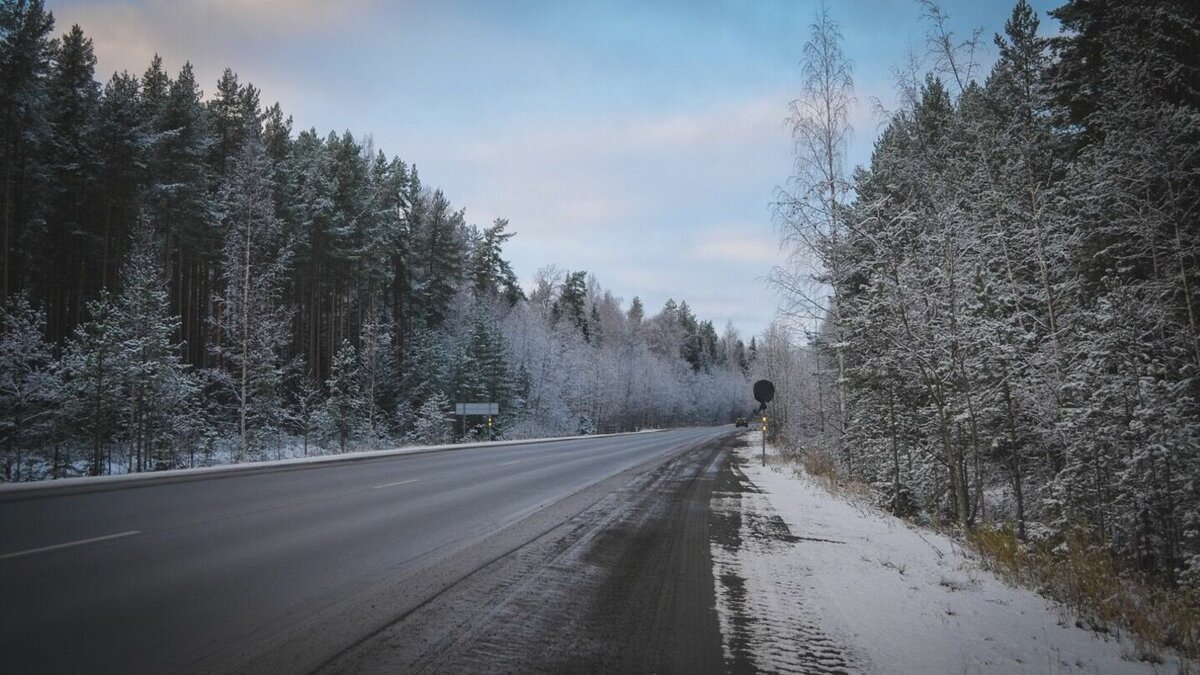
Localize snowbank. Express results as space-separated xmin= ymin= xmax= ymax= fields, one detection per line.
xmin=712 ymin=432 xmax=1190 ymax=674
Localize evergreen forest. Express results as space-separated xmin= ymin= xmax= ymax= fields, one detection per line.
xmin=0 ymin=1 xmax=750 ymax=480
xmin=767 ymin=0 xmax=1200 ymax=592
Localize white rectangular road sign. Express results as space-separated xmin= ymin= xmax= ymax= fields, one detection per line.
xmin=454 ymin=402 xmax=499 ymax=415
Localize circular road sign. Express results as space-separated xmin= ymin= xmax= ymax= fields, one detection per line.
xmin=753 ymin=379 xmax=775 ymax=404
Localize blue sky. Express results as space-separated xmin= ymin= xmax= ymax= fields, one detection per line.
xmin=53 ymin=0 xmax=1062 ymax=338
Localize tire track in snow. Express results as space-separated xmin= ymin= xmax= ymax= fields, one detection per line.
xmin=711 ymin=450 xmax=859 ymax=674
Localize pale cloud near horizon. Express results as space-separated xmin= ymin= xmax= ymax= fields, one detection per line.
xmin=405 ymin=95 xmax=792 ymax=328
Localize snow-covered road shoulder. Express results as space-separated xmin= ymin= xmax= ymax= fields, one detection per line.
xmin=713 ymin=433 xmax=1187 ymax=674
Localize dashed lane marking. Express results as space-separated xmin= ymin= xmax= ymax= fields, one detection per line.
xmin=0 ymin=530 xmax=142 ymax=561
xmin=373 ymin=479 xmax=420 ymax=489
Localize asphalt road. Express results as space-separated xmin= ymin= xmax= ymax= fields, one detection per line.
xmin=325 ymin=430 xmax=732 ymax=674
xmin=0 ymin=427 xmax=728 ymax=674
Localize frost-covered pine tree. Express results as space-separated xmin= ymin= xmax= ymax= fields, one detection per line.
xmin=1045 ymin=0 xmax=1200 ymax=581
xmin=412 ymin=189 xmax=466 ymax=329
xmin=0 ymin=293 xmax=61 ymax=480
xmin=61 ymin=291 xmax=122 ymax=476
xmin=0 ymin=0 xmax=55 ymax=302
xmin=145 ymin=61 xmax=216 ymax=369
xmin=357 ymin=301 xmax=394 ymax=447
xmin=324 ymin=338 xmax=363 ymax=453
xmin=112 ymin=227 xmax=200 ymax=472
xmin=285 ymin=371 xmax=323 ymax=457
xmin=211 ymin=135 xmax=292 ymax=461
xmin=953 ymin=0 xmax=1065 ymax=537
xmin=407 ymin=391 xmax=451 ymax=445
xmin=399 ymin=327 xmax=450 ymax=426
xmin=94 ymin=70 xmax=148 ymax=290
xmin=469 ymin=217 xmax=521 ymax=305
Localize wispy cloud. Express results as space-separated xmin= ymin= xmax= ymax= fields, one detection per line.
xmin=56 ymin=0 xmax=373 ymax=48
xmin=188 ymin=0 xmax=376 ymax=34
xmin=419 ymin=95 xmax=788 ymax=235
xmin=452 ymin=96 xmax=783 ymax=164
xmin=687 ymin=227 xmax=780 ymax=265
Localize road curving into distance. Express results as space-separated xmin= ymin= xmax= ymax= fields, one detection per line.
xmin=0 ymin=427 xmax=731 ymax=674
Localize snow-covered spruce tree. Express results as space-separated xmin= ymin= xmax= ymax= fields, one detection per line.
xmin=0 ymin=293 xmax=61 ymax=480
xmin=965 ymin=0 xmax=1065 ymax=538
xmin=469 ymin=310 xmax=511 ymax=421
xmin=323 ymin=338 xmax=364 ymax=453
xmin=59 ymin=228 xmax=203 ymax=476
xmin=211 ymin=135 xmax=292 ymax=462
xmin=407 ymin=391 xmax=451 ymax=445
xmin=1052 ymin=62 xmax=1200 ymax=584
xmin=441 ymin=301 xmax=513 ymax=439
xmin=615 ymin=296 xmax=646 ymax=430
xmin=112 ymin=227 xmax=201 ymax=472
xmin=61 ymin=291 xmax=121 ymax=476
xmin=556 ymin=270 xmax=590 ymax=343
xmin=397 ymin=327 xmax=450 ymax=437
xmin=831 ymin=74 xmax=976 ymax=527
xmin=448 ymin=339 xmax=486 ymax=437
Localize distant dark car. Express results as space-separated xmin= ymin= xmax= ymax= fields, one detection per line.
xmin=734 ymin=417 xmax=748 ymax=427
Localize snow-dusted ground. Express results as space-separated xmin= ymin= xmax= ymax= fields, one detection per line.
xmin=713 ymin=432 xmax=1192 ymax=674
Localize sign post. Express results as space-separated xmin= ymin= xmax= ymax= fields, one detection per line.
xmin=752 ymin=380 xmax=775 ymax=467
xmin=761 ymin=414 xmax=768 ymax=466
xmin=454 ymin=402 xmax=499 ymax=440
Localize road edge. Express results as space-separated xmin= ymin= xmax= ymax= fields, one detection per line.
xmin=0 ymin=429 xmax=672 ymax=502
xmin=218 ymin=431 xmax=732 ymax=674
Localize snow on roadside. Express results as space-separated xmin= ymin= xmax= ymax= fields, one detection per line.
xmin=713 ymin=432 xmax=1190 ymax=674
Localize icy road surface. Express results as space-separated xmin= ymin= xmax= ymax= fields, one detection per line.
xmin=0 ymin=427 xmax=727 ymax=673
xmin=716 ymin=432 xmax=1192 ymax=674
xmin=323 ymin=432 xmax=732 ymax=673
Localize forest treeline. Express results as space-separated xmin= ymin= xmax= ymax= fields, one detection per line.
xmin=769 ymin=0 xmax=1199 ymax=589
xmin=0 ymin=0 xmax=750 ymax=480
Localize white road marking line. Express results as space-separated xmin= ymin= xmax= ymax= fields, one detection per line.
xmin=498 ymin=460 xmax=522 ymax=466
xmin=372 ymin=479 xmax=419 ymax=489
xmin=0 ymin=530 xmax=141 ymax=561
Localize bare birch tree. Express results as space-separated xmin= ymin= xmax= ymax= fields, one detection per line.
xmin=772 ymin=3 xmax=855 ymax=471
